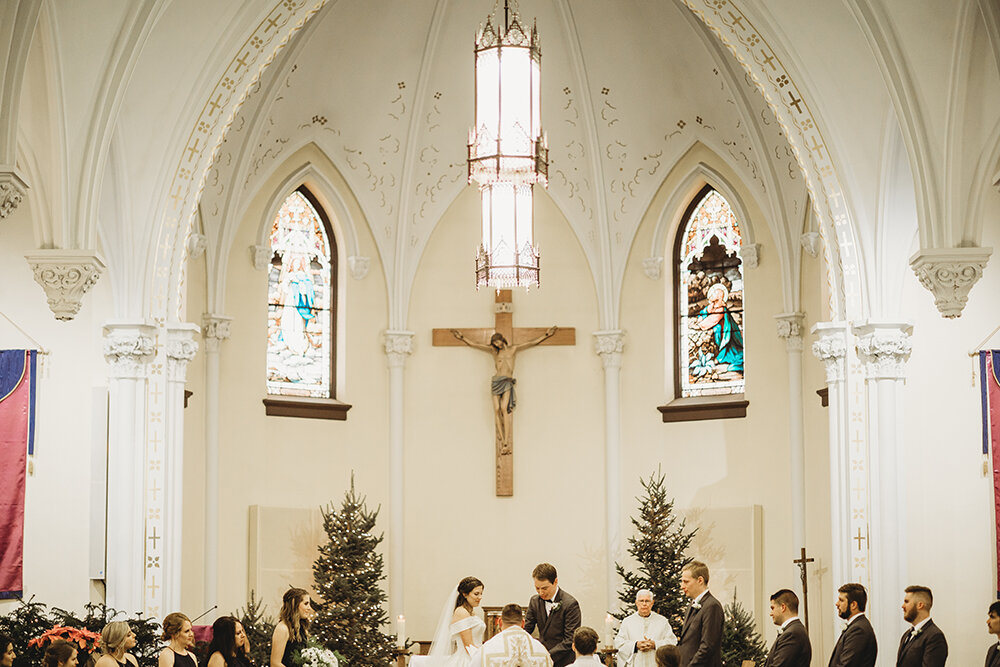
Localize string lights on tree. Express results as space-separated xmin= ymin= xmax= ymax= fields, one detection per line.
xmin=468 ymin=0 xmax=547 ymax=289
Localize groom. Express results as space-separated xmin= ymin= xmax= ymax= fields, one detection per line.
xmin=525 ymin=563 xmax=582 ymax=667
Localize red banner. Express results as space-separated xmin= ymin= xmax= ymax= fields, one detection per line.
xmin=982 ymin=351 xmax=1000 ymax=597
xmin=0 ymin=350 xmax=32 ymax=598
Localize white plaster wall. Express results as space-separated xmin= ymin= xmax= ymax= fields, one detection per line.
xmin=897 ymin=194 xmax=1000 ymax=667
xmin=0 ymin=195 xmax=113 ymax=612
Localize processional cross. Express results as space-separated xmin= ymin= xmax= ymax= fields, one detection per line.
xmin=793 ymin=547 xmax=815 ymax=631
xmin=433 ymin=289 xmax=575 ymax=496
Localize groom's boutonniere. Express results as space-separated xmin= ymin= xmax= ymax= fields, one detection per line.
xmin=691 ymin=601 xmax=702 ymax=610
xmin=550 ymin=602 xmax=562 ymax=612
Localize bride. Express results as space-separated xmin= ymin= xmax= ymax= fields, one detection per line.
xmin=426 ymin=576 xmax=486 ymax=667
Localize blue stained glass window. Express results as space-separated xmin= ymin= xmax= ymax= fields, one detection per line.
xmin=676 ymin=187 xmax=745 ymax=398
xmin=266 ymin=189 xmax=336 ymax=398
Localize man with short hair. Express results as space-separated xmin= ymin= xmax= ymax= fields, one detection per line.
xmin=677 ymin=561 xmax=723 ymax=667
xmin=615 ymin=589 xmax=678 ymax=667
xmin=568 ymin=627 xmax=601 ymax=667
xmin=828 ymin=583 xmax=877 ymax=667
xmin=479 ymin=603 xmax=553 ymax=667
xmin=525 ymin=563 xmax=582 ymax=667
xmin=895 ymin=586 xmax=946 ymax=667
xmin=763 ymin=589 xmax=810 ymax=667
xmin=985 ymin=601 xmax=1000 ymax=667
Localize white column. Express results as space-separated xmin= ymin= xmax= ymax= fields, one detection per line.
xmin=854 ymin=321 xmax=912 ymax=659
xmin=103 ymin=322 xmax=156 ymax=613
xmin=202 ymin=314 xmax=232 ymax=611
xmin=811 ymin=322 xmax=849 ymax=641
xmin=594 ymin=330 xmax=625 ymax=613
xmin=163 ymin=323 xmax=199 ymax=613
xmin=384 ymin=330 xmax=413 ymax=622
xmin=775 ymin=314 xmax=806 ymax=554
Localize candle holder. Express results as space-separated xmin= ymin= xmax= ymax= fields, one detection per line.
xmin=598 ymin=646 xmax=618 ymax=667
xmin=392 ymin=646 xmax=410 ymax=667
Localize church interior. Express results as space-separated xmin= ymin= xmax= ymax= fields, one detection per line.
xmin=1 ymin=1 xmax=998 ymax=665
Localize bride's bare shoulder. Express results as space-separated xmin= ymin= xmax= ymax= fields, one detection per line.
xmin=452 ymin=606 xmax=471 ymax=621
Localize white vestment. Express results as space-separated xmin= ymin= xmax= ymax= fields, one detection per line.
xmin=476 ymin=626 xmax=553 ymax=667
xmin=614 ymin=612 xmax=677 ymax=667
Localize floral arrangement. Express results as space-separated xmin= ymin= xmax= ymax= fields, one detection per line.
xmin=28 ymin=626 xmax=103 ymax=652
xmin=293 ymin=640 xmax=341 ymax=667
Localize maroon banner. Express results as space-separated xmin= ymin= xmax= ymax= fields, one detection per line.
xmin=986 ymin=352 xmax=1000 ymax=598
xmin=0 ymin=350 xmax=30 ymax=597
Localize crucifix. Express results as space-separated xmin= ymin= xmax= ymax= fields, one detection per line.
xmin=433 ymin=289 xmax=575 ymax=496
xmin=793 ymin=547 xmax=815 ymax=631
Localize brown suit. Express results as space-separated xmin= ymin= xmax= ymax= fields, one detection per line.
xmin=678 ymin=592 xmax=723 ymax=667
xmin=764 ymin=618 xmax=811 ymax=667
xmin=524 ymin=588 xmax=581 ymax=667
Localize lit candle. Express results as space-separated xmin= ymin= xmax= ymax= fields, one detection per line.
xmin=397 ymin=614 xmax=406 ymax=648
xmin=605 ymin=614 xmax=614 ymax=647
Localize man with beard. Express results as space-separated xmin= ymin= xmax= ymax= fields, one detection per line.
xmin=895 ymin=586 xmax=946 ymax=667
xmin=828 ymin=583 xmax=876 ymax=667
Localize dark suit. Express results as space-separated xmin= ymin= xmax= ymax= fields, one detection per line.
xmin=678 ymin=592 xmax=723 ymax=667
xmin=895 ymin=619 xmax=946 ymax=667
xmin=764 ymin=618 xmax=811 ymax=667
xmin=985 ymin=642 xmax=1000 ymax=667
xmin=524 ymin=588 xmax=581 ymax=667
xmin=828 ymin=614 xmax=877 ymax=667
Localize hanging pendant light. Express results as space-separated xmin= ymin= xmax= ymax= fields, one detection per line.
xmin=468 ymin=0 xmax=547 ymax=289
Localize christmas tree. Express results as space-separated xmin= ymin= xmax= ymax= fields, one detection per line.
xmin=312 ymin=477 xmax=396 ymax=666
xmin=721 ymin=593 xmax=768 ymax=667
xmin=615 ymin=469 xmax=697 ymax=635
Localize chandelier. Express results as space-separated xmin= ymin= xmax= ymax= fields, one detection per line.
xmin=468 ymin=0 xmax=547 ymax=289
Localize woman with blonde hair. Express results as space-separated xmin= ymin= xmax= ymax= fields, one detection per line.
xmin=269 ymin=588 xmax=314 ymax=667
xmin=93 ymin=622 xmax=138 ymax=667
xmin=158 ymin=612 xmax=197 ymax=667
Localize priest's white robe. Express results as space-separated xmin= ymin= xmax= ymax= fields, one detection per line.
xmin=613 ymin=612 xmax=677 ymax=667
xmin=476 ymin=626 xmax=552 ymax=667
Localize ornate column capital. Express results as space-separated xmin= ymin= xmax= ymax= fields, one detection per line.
xmin=25 ymin=250 xmax=106 ymax=320
xmin=0 ymin=169 xmax=28 ymax=219
xmin=853 ymin=321 xmax=913 ymax=380
xmin=202 ymin=314 xmax=232 ymax=352
xmin=166 ymin=323 xmax=200 ymax=383
xmin=740 ymin=243 xmax=761 ymax=269
xmin=103 ymin=322 xmax=157 ymax=379
xmin=186 ymin=233 xmax=207 ymax=259
xmin=384 ymin=330 xmax=414 ymax=368
xmin=775 ymin=312 xmax=805 ymax=352
xmin=800 ymin=232 xmax=822 ymax=258
xmin=642 ymin=257 xmax=663 ymax=280
xmin=594 ymin=330 xmax=626 ymax=369
xmin=811 ymin=321 xmax=848 ymax=384
xmin=348 ymin=256 xmax=370 ymax=280
xmin=250 ymin=244 xmax=270 ymax=270
xmin=909 ymin=247 xmax=992 ymax=318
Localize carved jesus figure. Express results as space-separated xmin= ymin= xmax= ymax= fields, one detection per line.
xmin=450 ymin=325 xmax=558 ymax=451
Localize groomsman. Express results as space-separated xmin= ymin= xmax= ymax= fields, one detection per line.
xmin=677 ymin=561 xmax=723 ymax=667
xmin=763 ymin=589 xmax=810 ymax=667
xmin=986 ymin=601 xmax=1000 ymax=667
xmin=828 ymin=583 xmax=876 ymax=667
xmin=525 ymin=563 xmax=582 ymax=667
xmin=896 ymin=586 xmax=946 ymax=667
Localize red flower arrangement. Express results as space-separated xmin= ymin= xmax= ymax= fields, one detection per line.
xmin=28 ymin=626 xmax=103 ymax=652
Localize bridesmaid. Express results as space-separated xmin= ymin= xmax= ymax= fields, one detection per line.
xmin=43 ymin=641 xmax=78 ymax=667
xmin=269 ymin=588 xmax=314 ymax=667
xmin=207 ymin=617 xmax=253 ymax=667
xmin=93 ymin=622 xmax=139 ymax=667
xmin=0 ymin=635 xmax=14 ymax=667
xmin=158 ymin=613 xmax=198 ymax=667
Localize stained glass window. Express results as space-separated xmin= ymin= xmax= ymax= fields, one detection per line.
xmin=676 ymin=186 xmax=745 ymax=398
xmin=266 ymin=188 xmax=337 ymax=398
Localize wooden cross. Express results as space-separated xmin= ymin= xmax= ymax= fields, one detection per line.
xmin=792 ymin=547 xmax=815 ymax=631
xmin=433 ymin=290 xmax=575 ymax=496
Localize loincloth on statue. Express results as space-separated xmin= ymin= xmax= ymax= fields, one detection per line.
xmin=491 ymin=375 xmax=516 ymax=412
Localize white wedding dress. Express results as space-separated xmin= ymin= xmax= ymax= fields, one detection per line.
xmin=416 ymin=590 xmax=487 ymax=667
xmin=443 ymin=616 xmax=486 ymax=667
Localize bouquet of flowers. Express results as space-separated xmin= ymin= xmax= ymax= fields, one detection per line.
xmin=29 ymin=626 xmax=103 ymax=652
xmin=292 ymin=640 xmax=341 ymax=667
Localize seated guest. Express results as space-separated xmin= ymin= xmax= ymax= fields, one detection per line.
xmin=568 ymin=628 xmax=601 ymax=666
xmin=94 ymin=622 xmax=139 ymax=667
xmin=207 ymin=617 xmax=254 ymax=667
xmin=43 ymin=640 xmax=79 ymax=667
xmin=654 ymin=646 xmax=679 ymax=667
xmin=159 ymin=613 xmax=198 ymax=667
xmin=0 ymin=634 xmax=15 ymax=667
xmin=615 ymin=590 xmax=677 ymax=667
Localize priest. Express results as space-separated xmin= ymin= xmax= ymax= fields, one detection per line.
xmin=614 ymin=590 xmax=678 ymax=667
